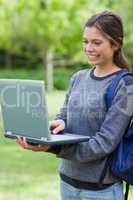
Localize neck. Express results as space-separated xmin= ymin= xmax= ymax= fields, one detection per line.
xmin=94 ymin=63 xmax=121 ymax=77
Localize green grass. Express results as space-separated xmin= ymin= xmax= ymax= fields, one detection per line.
xmin=0 ymin=90 xmax=133 ymax=200
xmin=0 ymin=90 xmax=66 ymax=200
xmin=46 ymin=90 xmax=66 ymax=120
xmin=0 ymin=139 xmax=60 ymax=200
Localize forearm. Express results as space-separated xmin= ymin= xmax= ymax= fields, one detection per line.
xmin=56 ymin=84 xmax=133 ymax=162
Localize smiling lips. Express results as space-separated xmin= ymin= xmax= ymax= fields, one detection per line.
xmin=86 ymin=54 xmax=99 ymax=59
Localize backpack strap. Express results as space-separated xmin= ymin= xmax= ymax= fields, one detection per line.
xmin=99 ymin=70 xmax=133 ymax=198
xmin=105 ymin=70 xmax=132 ymax=111
xmin=125 ymin=183 xmax=130 ymax=200
xmin=98 ymin=153 xmax=112 ymax=188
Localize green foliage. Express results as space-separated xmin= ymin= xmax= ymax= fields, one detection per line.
xmin=54 ymin=68 xmax=69 ymax=90
xmin=0 ymin=69 xmax=44 ymax=80
xmin=0 ymin=0 xmax=132 ymax=67
xmin=0 ymin=67 xmax=77 ymax=90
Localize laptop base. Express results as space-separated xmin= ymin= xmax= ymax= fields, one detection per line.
xmin=4 ymin=132 xmax=90 ymax=146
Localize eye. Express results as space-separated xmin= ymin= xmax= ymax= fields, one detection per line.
xmin=93 ymin=41 xmax=102 ymax=46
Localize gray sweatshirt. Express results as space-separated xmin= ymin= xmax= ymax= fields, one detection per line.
xmin=50 ymin=68 xmax=133 ymax=184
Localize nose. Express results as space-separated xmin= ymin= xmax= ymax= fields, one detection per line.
xmin=84 ymin=43 xmax=94 ymax=53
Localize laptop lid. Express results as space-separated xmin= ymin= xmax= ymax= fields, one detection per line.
xmin=0 ymin=79 xmax=51 ymax=141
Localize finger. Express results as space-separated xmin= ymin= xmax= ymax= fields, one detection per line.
xmin=18 ymin=137 xmax=32 ymax=149
xmin=50 ymin=119 xmax=63 ymax=126
xmin=16 ymin=139 xmax=26 ymax=149
xmin=52 ymin=125 xmax=64 ymax=134
xmin=16 ymin=136 xmax=22 ymax=143
xmin=22 ymin=137 xmax=30 ymax=148
xmin=36 ymin=144 xmax=50 ymax=151
xmin=29 ymin=145 xmax=42 ymax=152
xmin=17 ymin=136 xmax=49 ymax=151
xmin=16 ymin=137 xmax=24 ymax=146
xmin=49 ymin=122 xmax=59 ymax=130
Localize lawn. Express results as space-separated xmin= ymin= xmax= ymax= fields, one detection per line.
xmin=0 ymin=90 xmax=132 ymax=200
xmin=0 ymin=90 xmax=66 ymax=200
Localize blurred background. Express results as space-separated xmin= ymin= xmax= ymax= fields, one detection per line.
xmin=0 ymin=0 xmax=132 ymax=199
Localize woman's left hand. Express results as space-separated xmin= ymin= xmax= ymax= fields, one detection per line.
xmin=16 ymin=137 xmax=50 ymax=152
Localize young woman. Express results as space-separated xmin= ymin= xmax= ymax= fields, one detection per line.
xmin=17 ymin=11 xmax=133 ymax=200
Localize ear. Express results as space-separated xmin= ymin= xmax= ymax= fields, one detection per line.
xmin=112 ymin=43 xmax=120 ymax=52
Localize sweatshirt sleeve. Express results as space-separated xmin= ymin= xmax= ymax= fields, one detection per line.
xmin=46 ymin=72 xmax=78 ymax=154
xmin=55 ymin=75 xmax=133 ymax=162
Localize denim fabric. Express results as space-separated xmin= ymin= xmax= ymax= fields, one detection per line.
xmin=60 ymin=180 xmax=124 ymax=200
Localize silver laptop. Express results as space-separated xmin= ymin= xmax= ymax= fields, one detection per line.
xmin=0 ymin=79 xmax=90 ymax=145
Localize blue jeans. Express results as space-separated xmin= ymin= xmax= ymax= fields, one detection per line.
xmin=60 ymin=180 xmax=124 ymax=200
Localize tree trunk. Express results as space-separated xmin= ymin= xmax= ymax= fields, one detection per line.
xmin=5 ymin=50 xmax=12 ymax=69
xmin=45 ymin=49 xmax=54 ymax=91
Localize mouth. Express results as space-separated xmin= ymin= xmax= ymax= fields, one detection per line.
xmin=86 ymin=54 xmax=99 ymax=59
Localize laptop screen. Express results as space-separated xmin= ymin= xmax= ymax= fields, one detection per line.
xmin=0 ymin=79 xmax=51 ymax=140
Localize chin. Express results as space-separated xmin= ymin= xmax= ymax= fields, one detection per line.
xmin=88 ymin=60 xmax=101 ymax=65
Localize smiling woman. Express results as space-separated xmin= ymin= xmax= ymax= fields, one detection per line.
xmin=16 ymin=11 xmax=133 ymax=200
xmin=83 ymin=11 xmax=129 ymax=76
xmin=83 ymin=26 xmax=117 ymax=68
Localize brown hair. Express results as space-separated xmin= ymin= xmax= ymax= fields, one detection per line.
xmin=85 ymin=11 xmax=129 ymax=70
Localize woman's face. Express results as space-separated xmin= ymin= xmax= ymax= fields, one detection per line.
xmin=83 ymin=26 xmax=117 ymax=67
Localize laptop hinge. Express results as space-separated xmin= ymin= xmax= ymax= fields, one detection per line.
xmin=40 ymin=137 xmax=48 ymax=141
xmin=6 ymin=131 xmax=13 ymax=135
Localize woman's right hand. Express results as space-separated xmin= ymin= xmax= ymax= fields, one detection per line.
xmin=49 ymin=119 xmax=65 ymax=134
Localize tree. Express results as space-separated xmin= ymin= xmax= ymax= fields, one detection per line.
xmin=0 ymin=0 xmax=132 ymax=91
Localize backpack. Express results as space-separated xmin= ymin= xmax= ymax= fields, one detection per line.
xmin=99 ymin=70 xmax=133 ymax=200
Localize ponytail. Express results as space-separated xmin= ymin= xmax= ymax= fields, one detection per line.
xmin=113 ymin=49 xmax=130 ymax=70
